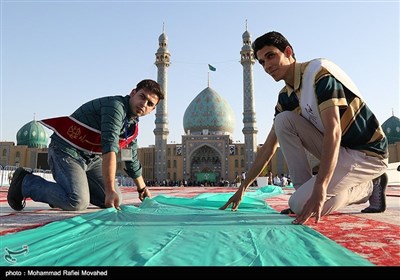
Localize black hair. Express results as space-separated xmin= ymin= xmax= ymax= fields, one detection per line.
xmin=136 ymin=79 xmax=164 ymax=102
xmin=252 ymin=31 xmax=296 ymax=60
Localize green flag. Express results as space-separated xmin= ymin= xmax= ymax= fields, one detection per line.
xmin=208 ymin=64 xmax=216 ymax=71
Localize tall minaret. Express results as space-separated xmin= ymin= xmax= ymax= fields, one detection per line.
xmin=240 ymin=21 xmax=258 ymax=170
xmin=154 ymin=25 xmax=170 ymax=182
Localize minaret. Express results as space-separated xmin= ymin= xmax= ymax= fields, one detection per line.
xmin=154 ymin=25 xmax=170 ymax=182
xmin=240 ymin=21 xmax=258 ymax=170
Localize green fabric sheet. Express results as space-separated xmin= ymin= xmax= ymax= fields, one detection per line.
xmin=1 ymin=186 xmax=372 ymax=266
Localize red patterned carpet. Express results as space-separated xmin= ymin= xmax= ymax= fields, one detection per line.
xmin=266 ymin=196 xmax=400 ymax=267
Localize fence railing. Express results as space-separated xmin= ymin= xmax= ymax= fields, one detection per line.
xmin=0 ymin=166 xmax=135 ymax=187
xmin=0 ymin=166 xmax=56 ymax=187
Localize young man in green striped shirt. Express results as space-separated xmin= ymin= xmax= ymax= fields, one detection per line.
xmin=8 ymin=79 xmax=163 ymax=211
xmin=221 ymin=31 xmax=388 ymax=225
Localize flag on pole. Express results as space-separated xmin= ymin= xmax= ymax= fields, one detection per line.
xmin=208 ymin=64 xmax=216 ymax=71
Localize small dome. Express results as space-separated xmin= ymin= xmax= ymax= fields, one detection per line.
xmin=382 ymin=115 xmax=400 ymax=144
xmin=157 ymin=32 xmax=169 ymax=54
xmin=183 ymin=87 xmax=235 ymax=136
xmin=241 ymin=30 xmax=253 ymax=52
xmin=242 ymin=30 xmax=251 ymax=40
xmin=159 ymin=32 xmax=168 ymax=42
xmin=16 ymin=120 xmax=49 ymax=148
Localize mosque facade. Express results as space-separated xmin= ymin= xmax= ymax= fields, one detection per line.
xmin=137 ymin=28 xmax=287 ymax=185
xmin=1 ymin=28 xmax=400 ymax=186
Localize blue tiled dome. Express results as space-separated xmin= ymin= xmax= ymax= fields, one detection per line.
xmin=16 ymin=120 xmax=49 ymax=148
xmin=183 ymin=87 xmax=235 ymax=135
xmin=382 ymin=115 xmax=400 ymax=144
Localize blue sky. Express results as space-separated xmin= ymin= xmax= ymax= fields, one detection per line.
xmin=1 ymin=0 xmax=399 ymax=148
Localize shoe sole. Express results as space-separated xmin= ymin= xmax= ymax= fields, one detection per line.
xmin=7 ymin=167 xmax=28 ymax=211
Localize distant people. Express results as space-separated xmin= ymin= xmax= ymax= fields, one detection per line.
xmin=8 ymin=171 xmax=14 ymax=185
xmin=273 ymin=174 xmax=281 ymax=186
xmin=221 ymin=31 xmax=388 ymax=225
xmin=241 ymin=171 xmax=246 ymax=181
xmin=235 ymin=174 xmax=241 ymax=188
xmin=280 ymin=174 xmax=288 ymax=187
xmin=267 ymin=171 xmax=273 ymax=185
xmin=286 ymin=175 xmax=292 ymax=187
xmin=8 ymin=79 xmax=164 ymax=211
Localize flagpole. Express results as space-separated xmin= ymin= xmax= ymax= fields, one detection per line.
xmin=207 ymin=64 xmax=216 ymax=87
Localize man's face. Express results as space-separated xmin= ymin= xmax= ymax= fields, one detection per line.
xmin=256 ymin=45 xmax=292 ymax=82
xmin=129 ymin=89 xmax=159 ymax=117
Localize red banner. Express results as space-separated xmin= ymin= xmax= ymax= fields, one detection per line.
xmin=40 ymin=116 xmax=138 ymax=154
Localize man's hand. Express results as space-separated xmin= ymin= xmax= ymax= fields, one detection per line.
xmin=292 ymin=188 xmax=326 ymax=225
xmin=219 ymin=188 xmax=245 ymax=211
xmin=105 ymin=191 xmax=121 ymax=210
xmin=138 ymin=187 xmax=151 ymax=201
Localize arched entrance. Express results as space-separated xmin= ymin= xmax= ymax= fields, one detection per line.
xmin=190 ymin=145 xmax=221 ymax=184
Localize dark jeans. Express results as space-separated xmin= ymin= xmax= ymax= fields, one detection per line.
xmin=22 ymin=141 xmax=122 ymax=210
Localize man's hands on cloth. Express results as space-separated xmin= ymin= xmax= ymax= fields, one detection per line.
xmin=105 ymin=190 xmax=121 ymax=210
xmin=137 ymin=186 xmax=151 ymax=201
xmin=219 ymin=187 xmax=246 ymax=211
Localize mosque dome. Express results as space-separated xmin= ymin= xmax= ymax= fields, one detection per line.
xmin=16 ymin=120 xmax=49 ymax=148
xmin=183 ymin=87 xmax=235 ymax=136
xmin=382 ymin=115 xmax=400 ymax=144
